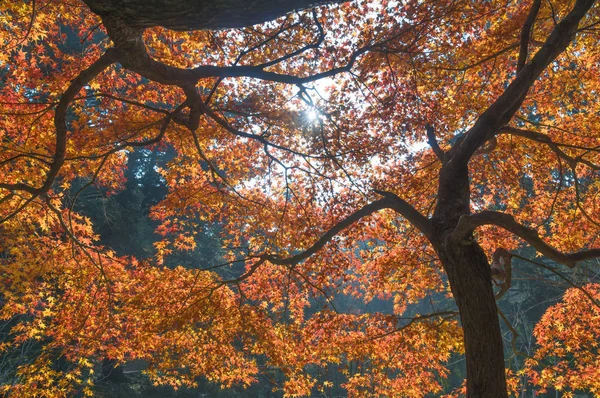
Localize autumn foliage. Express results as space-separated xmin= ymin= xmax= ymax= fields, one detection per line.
xmin=1 ymin=0 xmax=600 ymax=397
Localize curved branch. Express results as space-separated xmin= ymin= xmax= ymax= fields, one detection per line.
xmin=223 ymin=194 xmax=432 ymax=283
xmin=500 ymin=126 xmax=600 ymax=227
xmin=103 ymin=16 xmax=369 ymax=87
xmin=425 ymin=124 xmax=446 ymax=163
xmin=47 ymin=50 xmax=117 ymax=194
xmin=451 ymin=210 xmax=600 ymax=267
xmin=204 ymin=13 xmax=323 ymax=102
xmin=1 ymin=50 xmax=117 ymax=224
xmin=373 ymin=190 xmax=433 ymax=239
xmin=269 ymin=194 xmax=431 ymax=266
xmin=512 ymin=253 xmax=600 ymax=308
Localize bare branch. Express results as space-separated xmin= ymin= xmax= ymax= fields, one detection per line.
xmin=497 ymin=308 xmax=530 ymax=359
xmin=512 ymin=253 xmax=600 ymax=308
xmin=451 ymin=210 xmax=600 ymax=267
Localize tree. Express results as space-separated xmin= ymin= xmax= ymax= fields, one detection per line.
xmin=1 ymin=0 xmax=600 ymax=397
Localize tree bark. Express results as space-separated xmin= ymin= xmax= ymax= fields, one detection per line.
xmin=439 ymin=242 xmax=507 ymax=397
xmin=433 ymin=162 xmax=508 ymax=398
xmin=82 ymin=0 xmax=344 ymax=31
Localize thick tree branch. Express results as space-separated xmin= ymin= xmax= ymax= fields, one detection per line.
xmin=102 ymin=16 xmax=369 ymax=88
xmin=517 ymin=0 xmax=542 ymax=72
xmin=222 ymin=197 xmax=397 ymax=284
xmin=373 ymin=190 xmax=433 ymax=239
xmin=40 ymin=50 xmax=117 ymax=197
xmin=84 ymin=0 xmax=343 ymax=31
xmin=0 ymin=182 xmax=37 ymax=195
xmin=451 ymin=0 xmax=595 ymax=167
xmin=270 ymin=194 xmax=431 ymax=266
xmin=451 ymin=211 xmax=600 ymax=267
xmin=500 ymin=127 xmax=600 ymax=229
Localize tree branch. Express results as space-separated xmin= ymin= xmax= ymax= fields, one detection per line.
xmin=373 ymin=190 xmax=433 ymax=239
xmin=195 ymin=100 xmax=334 ymax=160
xmin=451 ymin=210 xmax=600 ymax=267
xmin=517 ymin=0 xmax=542 ymax=72
xmin=48 ymin=49 xmax=117 ymax=191
xmin=270 ymin=194 xmax=431 ymax=266
xmin=433 ymin=43 xmax=519 ymax=72
xmin=0 ymin=182 xmax=37 ymax=195
xmin=450 ymin=0 xmax=595 ymax=167
xmin=84 ymin=0 xmax=343 ymax=31
xmin=223 ymin=194 xmax=432 ymax=283
xmin=0 ymin=49 xmax=117 ymax=222
xmin=103 ymin=16 xmax=369 ymax=88
xmin=425 ymin=124 xmax=446 ymax=163
xmin=499 ymin=126 xmax=599 ymax=170
xmin=512 ymin=253 xmax=600 ymax=308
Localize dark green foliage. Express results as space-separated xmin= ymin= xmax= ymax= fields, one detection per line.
xmin=71 ymin=148 xmax=170 ymax=258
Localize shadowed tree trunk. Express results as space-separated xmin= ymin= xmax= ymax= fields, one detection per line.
xmin=432 ymin=163 xmax=507 ymax=397
xmin=440 ymin=243 xmax=506 ymax=397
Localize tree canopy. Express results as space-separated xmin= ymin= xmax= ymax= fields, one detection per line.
xmin=1 ymin=0 xmax=600 ymax=397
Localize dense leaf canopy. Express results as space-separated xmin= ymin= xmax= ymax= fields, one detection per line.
xmin=1 ymin=0 xmax=600 ymax=397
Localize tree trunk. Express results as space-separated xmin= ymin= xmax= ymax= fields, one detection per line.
xmin=440 ymin=241 xmax=508 ymax=397
xmin=434 ymin=163 xmax=508 ymax=397
xmin=82 ymin=0 xmax=344 ymax=31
